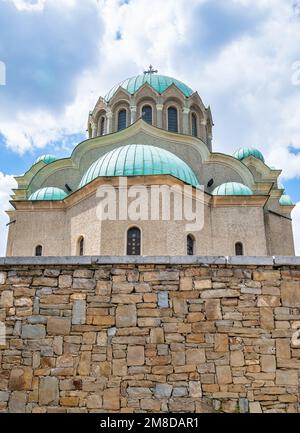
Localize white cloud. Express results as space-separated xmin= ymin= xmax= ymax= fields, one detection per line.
xmin=292 ymin=202 xmax=300 ymax=255
xmin=0 ymin=172 xmax=17 ymax=256
xmin=1 ymin=0 xmax=300 ymax=254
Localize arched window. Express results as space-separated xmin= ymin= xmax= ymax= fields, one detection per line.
xmin=142 ymin=105 xmax=152 ymax=124
xmin=187 ymin=235 xmax=195 ymax=256
xmin=235 ymin=242 xmax=244 ymax=256
xmin=35 ymin=245 xmax=42 ymax=256
xmin=127 ymin=227 xmax=141 ymax=256
xmin=118 ymin=109 xmax=127 ymax=131
xmin=100 ymin=117 xmax=105 ymax=136
xmin=191 ymin=113 xmax=198 ymax=137
xmin=168 ymin=107 xmax=178 ymax=132
xmin=78 ymin=237 xmax=84 ymax=256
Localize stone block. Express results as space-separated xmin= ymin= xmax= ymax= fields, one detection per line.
xmin=21 ymin=324 xmax=46 ymax=339
xmin=99 ymin=361 xmax=111 ymax=378
xmin=253 ymin=270 xmax=280 ymax=281
xmin=150 ymin=328 xmax=164 ymax=344
xmin=180 ymin=277 xmax=193 ymax=291
xmin=72 ymin=300 xmax=86 ymax=325
xmin=281 ymin=281 xmax=300 ymax=307
xmin=205 ymin=299 xmax=222 ymax=320
xmin=257 ymin=296 xmax=281 ymax=307
xmin=58 ymin=274 xmax=72 ymax=288
xmin=9 ymin=391 xmax=27 ymax=413
xmin=0 ymin=272 xmax=6 ymax=285
xmin=216 ymin=366 xmax=232 ymax=384
xmin=276 ymin=370 xmax=298 ymax=385
xmin=276 ymin=339 xmax=291 ymax=359
xmin=127 ymin=346 xmax=144 ymax=366
xmin=73 ymin=278 xmax=95 ymax=290
xmin=201 ymin=289 xmax=239 ymax=299
xmin=261 ymin=355 xmax=276 ymax=372
xmin=113 ymin=358 xmax=127 ymax=376
xmin=32 ymin=277 xmax=58 ymax=287
xmin=158 ymin=291 xmax=169 ymax=308
xmin=103 ymin=388 xmax=120 ymax=410
xmin=9 ymin=367 xmax=33 ymax=391
xmin=140 ymin=399 xmax=160 ymax=411
xmin=154 ymin=384 xmax=172 ymax=398
xmin=194 ymin=279 xmax=212 ymax=290
xmin=111 ymin=294 xmax=143 ymax=304
xmin=116 ymin=304 xmax=137 ymax=327
xmin=1 ymin=290 xmax=13 ymax=307
xmin=189 ymin=381 xmax=202 ymax=398
xmin=260 ymin=307 xmax=274 ymax=330
xmin=78 ymin=351 xmax=91 ymax=376
xmin=230 ymin=351 xmax=245 ymax=367
xmin=87 ymin=394 xmax=102 ymax=409
xmin=214 ymin=334 xmax=229 ymax=352
xmin=249 ymin=402 xmax=262 ymax=413
xmin=186 ymin=348 xmax=205 ymax=365
xmin=39 ymin=377 xmax=59 ymax=405
xmin=47 ymin=317 xmax=71 ymax=335
xmin=173 ymin=298 xmax=188 ymax=315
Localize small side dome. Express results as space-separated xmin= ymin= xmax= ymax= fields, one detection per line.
xmin=28 ymin=187 xmax=67 ymax=201
xmin=279 ymin=194 xmax=293 ymax=206
xmin=233 ymin=147 xmax=265 ymax=163
xmin=78 ymin=144 xmax=199 ymax=188
xmin=34 ymin=154 xmax=57 ymax=165
xmin=212 ymin=182 xmax=253 ymax=196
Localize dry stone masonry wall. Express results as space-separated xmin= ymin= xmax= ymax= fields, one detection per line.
xmin=0 ymin=257 xmax=300 ymax=413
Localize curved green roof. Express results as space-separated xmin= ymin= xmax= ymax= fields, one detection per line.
xmin=34 ymin=154 xmax=57 ymax=165
xmin=105 ymin=73 xmax=194 ymax=101
xmin=212 ymin=182 xmax=253 ymax=196
xmin=28 ymin=187 xmax=68 ymax=201
xmin=233 ymin=147 xmax=265 ymax=163
xmin=279 ymin=194 xmax=293 ymax=206
xmin=78 ymin=144 xmax=199 ymax=189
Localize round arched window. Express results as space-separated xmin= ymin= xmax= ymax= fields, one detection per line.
xmin=127 ymin=227 xmax=141 ymax=256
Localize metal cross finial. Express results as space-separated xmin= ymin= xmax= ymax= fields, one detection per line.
xmin=144 ymin=65 xmax=158 ymax=75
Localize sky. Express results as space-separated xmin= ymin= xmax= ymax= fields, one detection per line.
xmin=0 ymin=0 xmax=300 ymax=255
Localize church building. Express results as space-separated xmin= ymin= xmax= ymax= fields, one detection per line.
xmin=6 ymin=67 xmax=295 ymax=257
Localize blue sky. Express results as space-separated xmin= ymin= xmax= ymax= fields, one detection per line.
xmin=1 ymin=0 xmax=300 ymax=254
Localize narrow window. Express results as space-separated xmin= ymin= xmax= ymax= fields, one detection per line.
xmin=168 ymin=107 xmax=178 ymax=132
xmin=192 ymin=113 xmax=197 ymax=137
xmin=78 ymin=237 xmax=84 ymax=256
xmin=187 ymin=235 xmax=195 ymax=256
xmin=100 ymin=117 xmax=105 ymax=136
xmin=235 ymin=242 xmax=244 ymax=256
xmin=127 ymin=227 xmax=141 ymax=256
xmin=142 ymin=105 xmax=152 ymax=124
xmin=35 ymin=245 xmax=42 ymax=256
xmin=118 ymin=109 xmax=127 ymax=131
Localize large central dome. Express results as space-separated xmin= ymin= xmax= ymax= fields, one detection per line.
xmin=105 ymin=73 xmax=194 ymax=101
xmin=79 ymin=144 xmax=199 ymax=188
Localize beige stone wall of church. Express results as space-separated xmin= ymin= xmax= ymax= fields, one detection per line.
xmin=0 ymin=259 xmax=300 ymax=413
xmin=7 ymin=189 xmax=274 ymax=257
xmin=210 ymin=206 xmax=268 ymax=256
xmin=264 ymin=212 xmax=295 ymax=256
xmin=8 ymin=210 xmax=67 ymax=257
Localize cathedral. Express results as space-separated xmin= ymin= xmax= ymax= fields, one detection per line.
xmin=6 ymin=68 xmax=295 ymax=257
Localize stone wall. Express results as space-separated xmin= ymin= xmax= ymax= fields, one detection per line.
xmin=0 ymin=256 xmax=300 ymax=413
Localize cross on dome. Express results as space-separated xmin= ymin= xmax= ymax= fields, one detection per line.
xmin=144 ymin=65 xmax=158 ymax=74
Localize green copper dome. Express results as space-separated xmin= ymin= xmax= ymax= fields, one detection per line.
xmin=279 ymin=194 xmax=293 ymax=206
xmin=105 ymin=73 xmax=194 ymax=101
xmin=233 ymin=147 xmax=265 ymax=163
xmin=34 ymin=154 xmax=57 ymax=165
xmin=28 ymin=187 xmax=68 ymax=201
xmin=78 ymin=144 xmax=199 ymax=188
xmin=212 ymin=182 xmax=253 ymax=196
